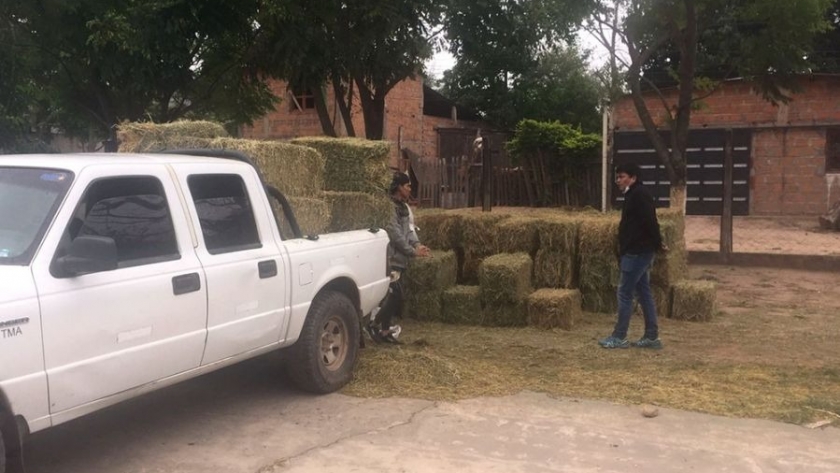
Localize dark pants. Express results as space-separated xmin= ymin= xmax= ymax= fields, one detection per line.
xmin=377 ymin=272 xmax=404 ymax=331
xmin=611 ymin=252 xmax=658 ymax=340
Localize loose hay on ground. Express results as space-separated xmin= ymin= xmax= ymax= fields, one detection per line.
xmin=323 ymin=191 xmax=392 ymax=232
xmin=527 ymin=288 xmax=582 ymax=330
xmin=291 ymin=137 xmax=391 ymax=194
xmin=441 ymin=286 xmax=482 ymax=325
xmin=671 ymin=280 xmax=716 ymax=321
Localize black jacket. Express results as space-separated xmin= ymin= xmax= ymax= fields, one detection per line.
xmin=618 ymin=181 xmax=662 ymax=256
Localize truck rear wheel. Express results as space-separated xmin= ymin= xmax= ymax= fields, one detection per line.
xmin=287 ymin=291 xmax=359 ymax=393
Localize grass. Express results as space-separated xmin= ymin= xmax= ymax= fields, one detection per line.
xmin=344 ymin=265 xmax=840 ymax=427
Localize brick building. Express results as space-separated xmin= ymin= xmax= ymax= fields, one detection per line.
xmin=239 ymin=77 xmax=481 ymax=169
xmin=612 ymin=76 xmax=840 ymax=216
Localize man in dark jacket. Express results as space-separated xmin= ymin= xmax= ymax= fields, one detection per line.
xmin=366 ymin=172 xmax=430 ymax=344
xmin=599 ymin=163 xmax=667 ymax=349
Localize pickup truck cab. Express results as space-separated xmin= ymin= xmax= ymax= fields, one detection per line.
xmin=0 ymin=152 xmax=390 ymax=471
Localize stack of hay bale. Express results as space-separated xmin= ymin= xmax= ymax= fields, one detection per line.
xmin=402 ymin=250 xmax=458 ymax=321
xmin=291 ymin=137 xmax=392 ymax=232
xmin=410 ymin=206 xmax=714 ymax=329
xmin=117 ymin=121 xmax=392 ymax=237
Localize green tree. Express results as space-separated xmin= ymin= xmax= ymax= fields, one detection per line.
xmin=595 ymin=0 xmax=831 ymax=208
xmin=4 ymin=0 xmax=276 ymax=150
xmin=439 ymin=0 xmax=596 ymax=129
xmin=256 ymin=0 xmax=443 ymax=140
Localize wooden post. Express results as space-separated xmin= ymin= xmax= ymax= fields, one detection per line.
xmin=481 ymin=135 xmax=493 ymax=211
xmin=721 ymin=129 xmax=734 ymax=261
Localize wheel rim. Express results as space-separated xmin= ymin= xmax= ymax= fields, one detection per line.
xmin=320 ymin=314 xmax=348 ymax=371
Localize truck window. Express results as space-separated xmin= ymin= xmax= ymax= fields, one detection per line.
xmin=187 ymin=174 xmax=261 ymax=254
xmin=58 ymin=176 xmax=180 ymax=269
xmin=0 ymin=167 xmax=73 ymax=265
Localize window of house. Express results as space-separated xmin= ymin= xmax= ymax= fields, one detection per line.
xmin=187 ymin=174 xmax=261 ymax=254
xmin=826 ymin=128 xmax=840 ymax=173
xmin=289 ymin=87 xmax=316 ymax=111
xmin=66 ymin=176 xmax=180 ymax=267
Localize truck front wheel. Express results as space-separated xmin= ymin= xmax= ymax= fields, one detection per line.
xmin=287 ymin=291 xmax=360 ymax=393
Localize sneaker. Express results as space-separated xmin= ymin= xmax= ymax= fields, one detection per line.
xmin=380 ymin=325 xmax=402 ymax=344
xmin=364 ymin=323 xmax=384 ymax=344
xmin=598 ymin=336 xmax=630 ymax=349
xmin=634 ymin=337 xmax=663 ymax=349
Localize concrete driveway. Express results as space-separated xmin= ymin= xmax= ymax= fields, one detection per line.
xmin=26 ymin=353 xmax=840 ymax=473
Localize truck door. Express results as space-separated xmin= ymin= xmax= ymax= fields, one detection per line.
xmin=176 ymin=167 xmax=288 ymax=364
xmin=31 ymin=166 xmax=207 ymax=414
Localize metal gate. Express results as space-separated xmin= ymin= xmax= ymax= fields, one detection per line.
xmin=613 ymin=129 xmax=751 ymax=215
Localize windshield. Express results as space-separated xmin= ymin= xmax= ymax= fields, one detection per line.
xmin=0 ymin=167 xmax=73 ymax=265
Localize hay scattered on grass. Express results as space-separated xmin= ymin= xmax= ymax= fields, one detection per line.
xmin=117 ymin=120 xmax=227 ymax=152
xmin=527 ymin=288 xmax=582 ymax=330
xmin=671 ymin=280 xmax=716 ymax=321
xmin=441 ymin=285 xmax=482 ymax=325
xmin=323 ymin=191 xmax=392 ymax=232
xmin=291 ymin=137 xmax=391 ymax=194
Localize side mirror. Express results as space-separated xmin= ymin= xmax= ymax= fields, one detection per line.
xmin=56 ymin=235 xmax=118 ymax=276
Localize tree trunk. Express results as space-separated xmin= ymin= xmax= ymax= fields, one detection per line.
xmin=313 ymin=86 xmax=337 ymax=137
xmin=354 ymin=76 xmax=386 ymax=140
xmin=669 ymin=185 xmax=687 ymax=214
xmin=332 ymin=74 xmax=356 ymax=137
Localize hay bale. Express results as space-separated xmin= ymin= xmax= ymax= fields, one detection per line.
xmin=533 ymin=249 xmax=575 ymax=289
xmin=651 ymin=246 xmax=688 ymax=288
xmin=208 ymin=138 xmax=325 ymax=198
xmin=581 ymin=287 xmax=618 ymax=314
xmin=671 ymin=280 xmax=716 ymax=322
xmin=483 ymin=302 xmax=528 ymax=327
xmin=403 ymin=250 xmax=458 ymax=294
xmin=479 ymin=253 xmax=533 ymax=306
xmin=278 ymin=196 xmax=331 ymax=238
xmin=323 ymin=191 xmax=392 ymax=232
xmin=460 ymin=211 xmax=511 ymax=283
xmin=578 ymin=216 xmax=620 ymax=312
xmin=531 ymin=216 xmax=579 ymax=289
xmin=494 ymin=217 xmax=541 ymax=255
xmin=117 ymin=120 xmax=227 ymax=152
xmin=527 ymin=288 xmax=582 ymax=330
xmin=403 ymin=250 xmax=458 ymax=322
xmin=441 ymin=285 xmax=482 ymax=325
xmin=633 ymin=285 xmax=671 ymax=319
xmin=414 ymin=209 xmax=462 ymax=250
xmin=290 ymin=137 xmax=390 ymax=194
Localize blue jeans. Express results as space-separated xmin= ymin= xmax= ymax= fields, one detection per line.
xmin=611 ymin=252 xmax=658 ymax=340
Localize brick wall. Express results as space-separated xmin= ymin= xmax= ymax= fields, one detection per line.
xmin=613 ymin=76 xmax=840 ymax=215
xmin=240 ymin=77 xmax=477 ymax=169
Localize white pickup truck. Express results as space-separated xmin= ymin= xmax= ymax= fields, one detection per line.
xmin=0 ymin=151 xmax=390 ymax=471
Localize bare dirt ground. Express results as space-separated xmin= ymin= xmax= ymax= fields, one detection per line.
xmin=685 ymin=215 xmax=840 ymax=255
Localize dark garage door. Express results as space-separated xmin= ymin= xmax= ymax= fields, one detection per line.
xmin=613 ymin=129 xmax=751 ymax=215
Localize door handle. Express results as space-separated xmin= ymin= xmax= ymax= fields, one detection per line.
xmin=172 ymin=272 xmax=201 ymax=295
xmin=258 ymin=260 xmax=278 ymax=279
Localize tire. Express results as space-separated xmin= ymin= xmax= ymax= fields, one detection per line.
xmin=287 ymin=291 xmax=360 ymax=394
